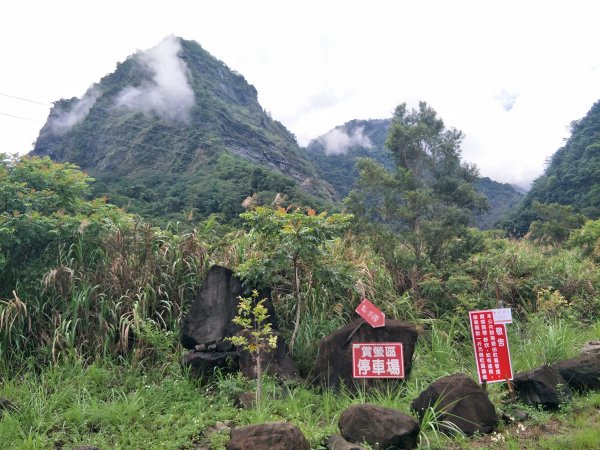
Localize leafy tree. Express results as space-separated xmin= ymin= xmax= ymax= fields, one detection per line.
xmin=0 ymin=155 xmax=129 ymax=296
xmin=236 ymin=205 xmax=352 ymax=353
xmin=345 ymin=102 xmax=487 ymax=295
xmin=227 ymin=291 xmax=277 ymax=405
xmin=527 ymin=201 xmax=586 ymax=245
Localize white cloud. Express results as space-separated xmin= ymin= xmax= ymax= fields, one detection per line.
xmin=49 ymin=87 xmax=101 ymax=135
xmin=320 ymin=126 xmax=372 ymax=155
xmin=114 ymin=35 xmax=195 ymax=122
xmin=495 ymin=89 xmax=519 ymax=112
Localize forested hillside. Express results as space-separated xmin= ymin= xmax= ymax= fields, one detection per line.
xmin=305 ymin=119 xmax=523 ymax=228
xmin=502 ymin=100 xmax=600 ymax=234
xmin=31 ymin=36 xmax=334 ymax=223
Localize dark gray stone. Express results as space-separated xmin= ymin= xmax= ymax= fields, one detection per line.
xmin=233 ymin=392 xmax=256 ymax=409
xmin=237 ymin=331 xmax=299 ymax=381
xmin=581 ymin=340 xmax=600 ymax=356
xmin=553 ymin=353 xmax=600 ymax=392
xmin=0 ymin=397 xmax=15 ymax=415
xmin=180 ymin=265 xmax=275 ymax=349
xmin=339 ymin=404 xmax=419 ymax=450
xmin=411 ymin=373 xmax=498 ymax=436
xmin=326 ymin=435 xmax=368 ymax=450
xmin=181 ymin=265 xmax=244 ymax=349
xmin=226 ymin=422 xmax=310 ymax=450
xmin=182 ymin=351 xmax=238 ymax=378
xmin=313 ymin=319 xmax=418 ymax=390
xmin=513 ymin=365 xmax=572 ymax=409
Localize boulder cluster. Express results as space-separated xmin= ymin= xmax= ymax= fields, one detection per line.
xmin=179 ymin=265 xmax=600 ymax=449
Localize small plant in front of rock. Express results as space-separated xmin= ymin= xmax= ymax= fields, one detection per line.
xmin=227 ymin=290 xmax=277 ymax=406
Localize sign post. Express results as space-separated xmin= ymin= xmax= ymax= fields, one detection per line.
xmin=469 ymin=309 xmax=513 ymax=384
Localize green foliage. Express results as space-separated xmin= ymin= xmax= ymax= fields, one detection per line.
xmin=346 ymin=102 xmax=488 ymax=308
xmin=236 ymin=205 xmax=353 ymax=352
xmin=527 ymin=201 xmax=586 ymax=245
xmin=227 ymin=291 xmax=277 ymax=405
xmin=567 ymin=217 xmax=600 ymax=260
xmin=502 ymin=99 xmax=600 ymax=234
xmin=0 ymin=154 xmax=129 ymax=295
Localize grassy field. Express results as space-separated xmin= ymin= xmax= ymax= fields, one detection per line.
xmin=1 ymin=318 xmax=599 ymax=449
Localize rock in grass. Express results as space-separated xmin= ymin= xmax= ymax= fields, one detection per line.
xmin=411 ymin=373 xmax=498 ymax=436
xmin=326 ymin=434 xmax=368 ymax=450
xmin=226 ymin=422 xmax=310 ymax=450
xmin=0 ymin=397 xmax=15 ymax=415
xmin=512 ymin=365 xmax=572 ymax=409
xmin=338 ymin=404 xmax=420 ymax=450
xmin=581 ymin=340 xmax=600 ymax=356
xmin=180 ymin=265 xmax=276 ymax=349
xmin=313 ymin=318 xmax=418 ymax=390
xmin=553 ymin=353 xmax=600 ymax=392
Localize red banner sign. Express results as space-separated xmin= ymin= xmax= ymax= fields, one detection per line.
xmin=469 ymin=310 xmax=513 ymax=384
xmin=355 ymin=298 xmax=385 ymax=328
xmin=352 ymin=342 xmax=404 ymax=378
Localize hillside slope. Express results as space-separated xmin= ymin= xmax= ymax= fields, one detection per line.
xmin=502 ymin=99 xmax=600 ymax=234
xmin=305 ymin=119 xmax=523 ymax=228
xmin=31 ymin=36 xmax=334 ymax=221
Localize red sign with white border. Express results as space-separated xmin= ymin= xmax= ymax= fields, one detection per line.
xmin=352 ymin=342 xmax=404 ymax=378
xmin=355 ymin=298 xmax=385 ymax=328
xmin=469 ymin=310 xmax=513 ymax=384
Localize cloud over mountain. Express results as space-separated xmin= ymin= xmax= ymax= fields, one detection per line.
xmin=319 ymin=126 xmax=372 ymax=155
xmin=49 ymin=87 xmax=101 ymax=135
xmin=114 ymin=35 xmax=195 ymax=122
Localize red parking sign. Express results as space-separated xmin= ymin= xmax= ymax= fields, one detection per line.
xmin=355 ymin=298 xmax=385 ymax=328
xmin=352 ymin=342 xmax=404 ymax=378
xmin=469 ymin=310 xmax=513 ymax=384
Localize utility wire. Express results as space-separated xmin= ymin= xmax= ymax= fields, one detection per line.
xmin=0 ymin=112 xmax=39 ymax=122
xmin=0 ymin=92 xmax=51 ymax=106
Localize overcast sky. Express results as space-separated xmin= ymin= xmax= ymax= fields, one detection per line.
xmin=1 ymin=0 xmax=599 ymax=189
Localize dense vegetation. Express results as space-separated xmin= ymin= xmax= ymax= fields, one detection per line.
xmin=31 ymin=38 xmax=334 ymax=225
xmin=502 ymin=100 xmax=600 ymax=234
xmin=305 ymin=118 xmax=523 ymax=229
xmin=3 ymin=100 xmax=600 ymax=448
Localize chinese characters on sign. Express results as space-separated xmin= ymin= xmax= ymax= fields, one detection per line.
xmin=469 ymin=310 xmax=513 ymax=384
xmin=352 ymin=343 xmax=404 ymax=378
xmin=355 ymin=298 xmax=386 ymax=328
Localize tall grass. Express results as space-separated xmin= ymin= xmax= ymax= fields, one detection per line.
xmin=0 ymin=222 xmax=209 ymax=366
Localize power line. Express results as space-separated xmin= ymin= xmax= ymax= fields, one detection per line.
xmin=0 ymin=112 xmax=39 ymax=122
xmin=0 ymin=92 xmax=51 ymax=107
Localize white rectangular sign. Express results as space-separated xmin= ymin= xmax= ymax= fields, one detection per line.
xmin=492 ymin=308 xmax=512 ymax=324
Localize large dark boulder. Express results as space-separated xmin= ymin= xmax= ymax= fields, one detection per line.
xmin=512 ymin=365 xmax=572 ymax=409
xmin=181 ymin=265 xmax=243 ymax=349
xmin=411 ymin=373 xmax=498 ymax=436
xmin=237 ymin=331 xmax=299 ymax=381
xmin=338 ymin=404 xmax=419 ymax=450
xmin=180 ymin=265 xmax=275 ymax=349
xmin=553 ymin=353 xmax=600 ymax=392
xmin=313 ymin=319 xmax=418 ymax=390
xmin=226 ymin=422 xmax=310 ymax=450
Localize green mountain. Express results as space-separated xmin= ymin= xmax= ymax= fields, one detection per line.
xmin=31 ymin=36 xmax=334 ymax=222
xmin=502 ymin=99 xmax=600 ymax=235
xmin=304 ymin=119 xmax=523 ymax=229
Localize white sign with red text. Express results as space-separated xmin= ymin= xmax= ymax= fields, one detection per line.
xmin=352 ymin=342 xmax=404 ymax=378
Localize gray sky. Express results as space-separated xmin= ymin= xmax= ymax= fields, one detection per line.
xmin=1 ymin=0 xmax=599 ymax=189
